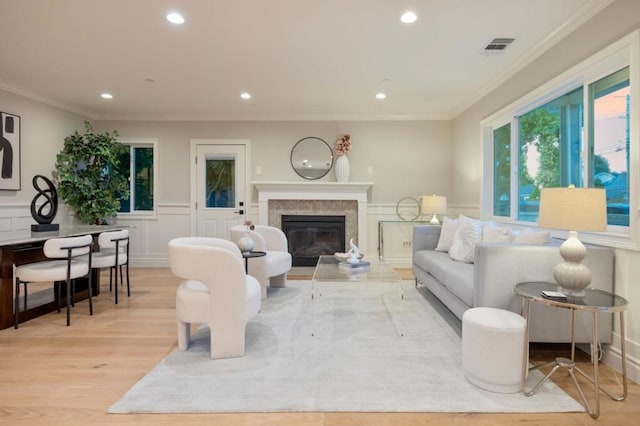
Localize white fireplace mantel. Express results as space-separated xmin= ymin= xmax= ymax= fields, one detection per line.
xmin=252 ymin=181 xmax=373 ymax=249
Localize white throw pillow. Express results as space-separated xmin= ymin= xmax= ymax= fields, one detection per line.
xmin=458 ymin=214 xmax=489 ymax=229
xmin=434 ymin=216 xmax=458 ymax=252
xmin=482 ymin=222 xmax=514 ymax=243
xmin=512 ymin=228 xmax=550 ymax=245
xmin=448 ymin=217 xmax=483 ymax=263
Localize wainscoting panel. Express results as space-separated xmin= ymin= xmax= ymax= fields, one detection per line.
xmin=0 ymin=202 xmax=473 ymax=268
xmin=117 ymin=204 xmax=191 ymax=268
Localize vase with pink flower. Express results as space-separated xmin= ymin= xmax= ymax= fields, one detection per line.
xmin=238 ymin=220 xmax=255 ymax=254
xmin=334 ymin=134 xmax=351 ymax=182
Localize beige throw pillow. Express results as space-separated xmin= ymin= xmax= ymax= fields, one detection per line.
xmin=512 ymin=228 xmax=550 ymax=245
xmin=448 ymin=216 xmax=483 ymax=263
xmin=434 ymin=216 xmax=458 ymax=252
xmin=482 ymin=222 xmax=514 ymax=243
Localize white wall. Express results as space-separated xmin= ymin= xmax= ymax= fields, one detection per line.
xmin=451 ymin=0 xmax=640 ymax=383
xmin=96 ymin=120 xmax=452 ymax=205
xmin=92 ymin=120 xmax=451 ymax=264
xmin=0 ymin=89 xmax=88 ymax=205
xmin=0 ymin=89 xmax=88 ymax=232
xmin=1 ymin=87 xmax=453 ymax=265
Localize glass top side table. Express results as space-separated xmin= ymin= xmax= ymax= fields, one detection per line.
xmin=515 ymin=281 xmax=628 ymax=419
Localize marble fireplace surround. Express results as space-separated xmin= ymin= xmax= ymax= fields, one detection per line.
xmin=253 ymin=182 xmax=373 ymax=252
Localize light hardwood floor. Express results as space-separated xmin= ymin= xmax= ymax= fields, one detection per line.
xmin=0 ymin=268 xmax=638 ymax=425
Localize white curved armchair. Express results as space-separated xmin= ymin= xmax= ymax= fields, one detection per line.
xmin=168 ymin=237 xmax=261 ymax=359
xmin=230 ymin=225 xmax=292 ymax=299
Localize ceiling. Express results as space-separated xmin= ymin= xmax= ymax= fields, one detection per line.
xmin=0 ymin=0 xmax=612 ymax=121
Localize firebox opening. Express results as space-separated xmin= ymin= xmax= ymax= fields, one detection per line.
xmin=282 ymin=215 xmax=346 ymax=266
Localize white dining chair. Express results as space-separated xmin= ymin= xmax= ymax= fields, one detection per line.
xmin=89 ymin=229 xmax=130 ymax=304
xmin=14 ymin=234 xmax=93 ymax=328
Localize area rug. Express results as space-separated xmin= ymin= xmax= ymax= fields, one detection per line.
xmin=108 ymin=281 xmax=584 ymax=413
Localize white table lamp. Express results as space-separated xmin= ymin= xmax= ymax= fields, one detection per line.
xmin=538 ymin=186 xmax=606 ymax=296
xmin=421 ymin=195 xmax=447 ymax=225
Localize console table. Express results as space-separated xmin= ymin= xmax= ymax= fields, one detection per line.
xmin=378 ymin=220 xmax=429 ymax=259
xmin=0 ymin=224 xmax=126 ymax=330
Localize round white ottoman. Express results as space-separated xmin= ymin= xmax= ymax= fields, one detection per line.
xmin=462 ymin=307 xmax=526 ymax=393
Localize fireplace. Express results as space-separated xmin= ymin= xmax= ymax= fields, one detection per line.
xmin=282 ymin=215 xmax=346 ymax=266
xmin=253 ymin=182 xmax=372 ymax=256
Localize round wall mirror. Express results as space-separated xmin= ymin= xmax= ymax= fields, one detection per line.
xmin=290 ymin=137 xmax=334 ymax=180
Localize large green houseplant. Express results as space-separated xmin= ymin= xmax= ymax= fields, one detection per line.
xmin=54 ymin=121 xmax=129 ymax=225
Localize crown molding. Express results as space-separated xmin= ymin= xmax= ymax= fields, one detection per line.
xmin=93 ymin=112 xmax=452 ymax=122
xmin=449 ymin=0 xmax=615 ymax=118
xmin=0 ymin=81 xmax=97 ymax=119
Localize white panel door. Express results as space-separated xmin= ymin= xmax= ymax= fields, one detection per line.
xmin=195 ymin=144 xmax=246 ymax=238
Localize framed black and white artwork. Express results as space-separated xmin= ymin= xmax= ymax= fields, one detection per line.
xmin=0 ymin=111 xmax=20 ymax=190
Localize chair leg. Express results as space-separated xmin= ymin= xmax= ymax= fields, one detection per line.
xmin=66 ymin=278 xmax=71 ymax=326
xmin=120 ymin=265 xmax=124 ymax=286
xmin=114 ymin=265 xmax=119 ymax=305
xmin=125 ymin=263 xmax=130 ymax=297
xmin=70 ymin=280 xmax=75 ymax=307
xmin=270 ymin=273 xmax=287 ymax=288
xmin=14 ymin=278 xmax=20 ymax=329
xmin=177 ymin=319 xmax=190 ymax=350
xmin=87 ymin=271 xmax=93 ymax=316
xmin=109 ymin=267 xmax=113 ymax=292
xmin=55 ymin=282 xmax=61 ymax=312
xmin=210 ymin=322 xmax=246 ymax=359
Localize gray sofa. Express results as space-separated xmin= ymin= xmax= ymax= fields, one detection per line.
xmin=412 ymin=224 xmax=614 ymax=343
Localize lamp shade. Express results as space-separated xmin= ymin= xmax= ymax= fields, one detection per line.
xmin=421 ymin=195 xmax=447 ymax=215
xmin=538 ymin=187 xmax=606 ymax=232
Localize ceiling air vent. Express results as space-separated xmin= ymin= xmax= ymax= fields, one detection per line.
xmin=483 ymin=37 xmax=515 ymax=52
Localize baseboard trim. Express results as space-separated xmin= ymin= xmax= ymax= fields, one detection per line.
xmin=602 ymin=342 xmax=640 ymax=386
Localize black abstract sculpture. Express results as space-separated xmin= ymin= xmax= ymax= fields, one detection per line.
xmin=30 ymin=175 xmax=60 ymax=232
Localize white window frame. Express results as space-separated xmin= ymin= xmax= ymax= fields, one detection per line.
xmin=117 ymin=138 xmax=159 ymax=220
xmin=481 ymin=30 xmax=640 ymax=250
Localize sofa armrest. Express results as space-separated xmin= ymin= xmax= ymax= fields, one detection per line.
xmin=412 ymin=225 xmax=441 ymax=255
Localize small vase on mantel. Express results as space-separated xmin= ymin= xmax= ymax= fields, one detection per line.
xmin=335 ymin=154 xmax=350 ymax=182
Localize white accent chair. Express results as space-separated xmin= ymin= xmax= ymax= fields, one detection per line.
xmin=168 ymin=237 xmax=261 ymax=359
xmin=230 ymin=225 xmax=292 ymax=299
xmin=14 ymin=235 xmax=93 ymax=328
xmin=88 ymin=229 xmax=130 ymax=304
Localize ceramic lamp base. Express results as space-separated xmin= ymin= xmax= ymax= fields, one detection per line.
xmin=553 ymin=231 xmax=591 ymax=296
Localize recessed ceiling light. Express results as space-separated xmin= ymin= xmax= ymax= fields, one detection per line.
xmin=400 ymin=11 xmax=417 ymax=24
xmin=166 ymin=12 xmax=185 ymax=24
xmin=376 ymin=92 xmax=387 ymax=100
xmin=240 ymin=92 xmax=252 ymax=100
xmin=101 ymin=93 xmax=113 ymax=99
